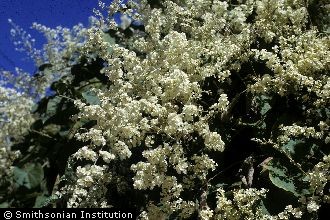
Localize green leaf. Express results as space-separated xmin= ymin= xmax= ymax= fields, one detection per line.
xmin=35 ymin=195 xmax=58 ymax=208
xmin=281 ymin=139 xmax=304 ymax=155
xmin=82 ymin=91 xmax=100 ymax=105
xmin=13 ymin=163 xmax=44 ymax=189
xmin=326 ymin=26 xmax=330 ymax=34
xmin=68 ymin=118 xmax=93 ymax=139
xmin=46 ymin=97 xmax=62 ymax=115
xmin=102 ymin=33 xmax=115 ymax=53
xmin=259 ymin=95 xmax=272 ymax=116
xmin=59 ymin=129 xmax=70 ymax=137
xmin=261 ymin=102 xmax=271 ymax=116
xmin=42 ymin=97 xmax=63 ymax=123
xmin=43 ymin=124 xmax=61 ymax=135
xmin=264 ymin=161 xmax=300 ymax=197
xmin=31 ymin=103 xmax=39 ymax=113
xmin=33 ymin=195 xmax=50 ymax=208
xmin=0 ymin=202 xmax=9 ymax=208
xmin=259 ymin=200 xmax=271 ymax=215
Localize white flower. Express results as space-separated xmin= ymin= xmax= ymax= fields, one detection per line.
xmin=199 ymin=206 xmax=214 ymax=220
xmin=204 ymin=132 xmax=225 ymax=152
xmin=113 ymin=141 xmax=132 ymax=160
xmin=182 ymin=104 xmax=199 ymax=121
xmin=74 ymin=146 xmax=97 ymax=162
xmin=307 ymin=200 xmax=320 ymax=213
xmin=99 ymin=150 xmax=116 ymax=163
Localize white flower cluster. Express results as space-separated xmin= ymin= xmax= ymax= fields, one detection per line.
xmin=16 ymin=0 xmax=325 ymax=217
xmin=277 ymin=123 xmax=325 ymax=144
xmin=59 ymin=164 xmax=111 ymax=208
xmin=249 ymin=29 xmax=329 ymax=101
xmin=204 ymin=132 xmax=225 ymax=152
xmin=67 ymin=0 xmax=257 ymax=212
xmin=0 ymin=86 xmax=34 ymax=148
xmin=8 ymin=18 xmax=94 ymax=97
xmin=31 ymin=21 xmax=89 ymax=67
xmin=308 ymin=155 xmax=330 ymax=197
xmin=73 ymin=146 xmax=97 ymax=162
xmin=214 ymin=187 xmax=268 ymax=219
xmin=0 ymin=145 xmax=21 ymax=189
xmin=306 ymin=200 xmax=320 ymax=213
xmin=191 ymin=154 xmax=217 ymax=181
xmin=214 ymin=188 xmax=304 ymax=220
xmin=277 ymin=205 xmax=303 ymax=219
xmin=8 ymin=19 xmax=43 ymax=66
xmin=254 ymin=0 xmax=308 ymax=42
xmin=242 ymin=2 xmax=329 ymax=217
xmin=0 ymin=85 xmax=34 ymax=195
xmin=75 ymin=128 xmax=106 ymax=147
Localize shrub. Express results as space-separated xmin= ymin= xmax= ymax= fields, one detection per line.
xmin=1 ymin=0 xmax=329 ymax=219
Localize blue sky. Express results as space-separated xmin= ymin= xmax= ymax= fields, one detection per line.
xmin=0 ymin=0 xmax=100 ymax=74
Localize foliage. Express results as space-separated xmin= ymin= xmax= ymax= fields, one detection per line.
xmin=0 ymin=0 xmax=329 ymax=219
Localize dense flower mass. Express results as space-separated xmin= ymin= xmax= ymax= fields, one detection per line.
xmin=0 ymin=84 xmax=34 ymax=199
xmin=1 ymin=0 xmax=329 ymax=218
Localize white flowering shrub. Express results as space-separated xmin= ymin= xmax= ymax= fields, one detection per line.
xmin=0 ymin=67 xmax=36 ymax=204
xmin=1 ymin=0 xmax=329 ymax=218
